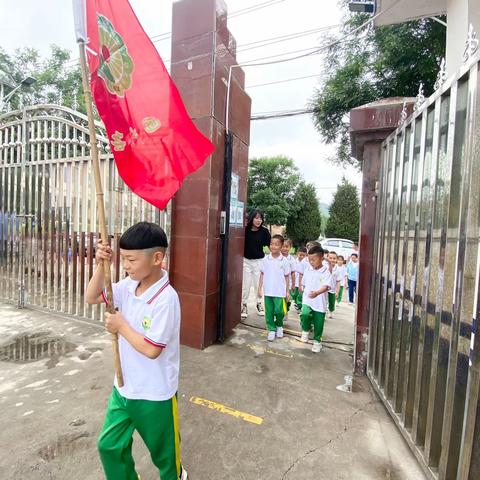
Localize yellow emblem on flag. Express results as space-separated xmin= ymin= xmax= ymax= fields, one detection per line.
xmin=142 ymin=117 xmax=162 ymax=134
xmin=97 ymin=14 xmax=134 ymax=97
xmin=111 ymin=131 xmax=126 ymax=151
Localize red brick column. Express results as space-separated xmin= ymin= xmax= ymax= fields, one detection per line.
xmin=350 ymin=97 xmax=415 ymax=374
xmin=169 ymin=0 xmax=251 ymax=348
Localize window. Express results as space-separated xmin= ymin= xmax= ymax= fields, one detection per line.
xmin=326 ymin=240 xmax=340 ymax=247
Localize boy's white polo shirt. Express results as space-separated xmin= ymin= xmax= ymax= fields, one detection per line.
xmin=260 ymin=254 xmax=291 ymax=298
xmin=103 ymin=270 xmax=180 ymax=401
xmin=302 ymin=264 xmax=332 ymax=312
xmin=296 ymin=256 xmax=309 ymax=276
xmin=336 ymin=265 xmax=347 ymax=286
xmin=329 ymin=265 xmax=340 ymax=293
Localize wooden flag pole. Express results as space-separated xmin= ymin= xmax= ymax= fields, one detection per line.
xmin=78 ymin=41 xmax=124 ymax=387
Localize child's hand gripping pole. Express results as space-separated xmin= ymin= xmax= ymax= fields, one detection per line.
xmin=102 ymin=255 xmax=124 ymax=388
xmin=96 ymin=239 xmax=124 ymax=387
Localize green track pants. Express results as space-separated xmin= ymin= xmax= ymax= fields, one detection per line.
xmin=98 ymin=387 xmax=182 ymax=480
xmin=337 ymin=286 xmax=344 ymax=304
xmin=264 ymin=296 xmax=287 ymax=331
xmin=300 ymin=305 xmax=326 ymax=342
xmin=328 ymin=292 xmax=336 ymax=313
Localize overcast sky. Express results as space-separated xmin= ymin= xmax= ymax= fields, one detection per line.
xmin=0 ymin=0 xmax=362 ymax=204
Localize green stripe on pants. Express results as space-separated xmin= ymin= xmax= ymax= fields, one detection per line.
xmin=264 ymin=296 xmax=286 ymax=331
xmin=300 ymin=305 xmax=326 ymax=342
xmin=98 ymin=387 xmax=182 ymax=480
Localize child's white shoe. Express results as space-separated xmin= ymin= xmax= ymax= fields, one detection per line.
xmin=300 ymin=331 xmax=309 ymax=343
xmin=180 ymin=468 xmax=188 ymax=479
xmin=267 ymin=330 xmax=276 ymax=341
xmin=312 ymin=341 xmax=322 ymax=353
xmin=256 ymin=302 xmax=265 ymax=316
xmin=241 ymin=304 xmax=248 ymax=319
xmin=276 ymin=326 xmax=284 ymax=338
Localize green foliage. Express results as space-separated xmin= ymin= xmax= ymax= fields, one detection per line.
xmin=0 ymin=45 xmax=84 ymax=113
xmin=285 ymin=182 xmax=322 ymax=247
xmin=247 ymin=156 xmax=301 ymax=226
xmin=325 ymin=178 xmax=359 ymax=241
xmin=311 ymin=3 xmax=446 ymax=167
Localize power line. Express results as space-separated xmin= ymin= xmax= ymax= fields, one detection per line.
xmin=236 ymin=24 xmax=341 ymax=53
xmin=251 ymin=108 xmax=315 ymax=120
xmin=150 ymin=0 xmax=289 ymax=41
xmin=246 ymin=72 xmax=324 ymax=89
xmin=235 ymin=0 xmax=404 ymax=68
xmin=230 ymin=0 xmax=287 ymax=18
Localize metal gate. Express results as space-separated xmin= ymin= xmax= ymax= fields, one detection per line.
xmin=368 ymin=52 xmax=480 ymax=479
xmin=0 ymin=104 xmax=170 ymax=321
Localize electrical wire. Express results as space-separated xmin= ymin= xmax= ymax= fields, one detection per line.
xmin=246 ymin=72 xmax=324 ymax=89
xmin=236 ymin=24 xmax=341 ymax=53
xmin=251 ymin=108 xmax=315 ymax=120
xmin=235 ymin=0 xmax=405 ymax=68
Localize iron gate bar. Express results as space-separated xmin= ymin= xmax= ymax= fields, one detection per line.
xmin=0 ymin=104 xmax=170 ymax=323
xmin=367 ymin=50 xmax=480 ymax=480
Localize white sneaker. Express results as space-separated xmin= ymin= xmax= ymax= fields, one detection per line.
xmin=180 ymin=468 xmax=188 ymax=480
xmin=256 ymin=302 xmax=265 ymax=316
xmin=300 ymin=331 xmax=309 ymax=343
xmin=312 ymin=341 xmax=322 ymax=353
xmin=328 ymin=311 xmax=333 ymax=319
xmin=267 ymin=330 xmax=276 ymax=341
xmin=241 ymin=304 xmax=248 ymax=319
xmin=276 ymin=326 xmax=284 ymax=338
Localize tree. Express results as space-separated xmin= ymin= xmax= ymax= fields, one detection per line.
xmin=325 ymin=178 xmax=359 ymax=241
xmin=285 ymin=182 xmax=322 ymax=247
xmin=247 ymin=156 xmax=301 ymax=226
xmin=311 ymin=3 xmax=446 ymax=167
xmin=0 ymin=46 xmax=85 ymax=113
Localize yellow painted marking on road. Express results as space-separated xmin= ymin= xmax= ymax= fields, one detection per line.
xmin=189 ymin=396 xmax=263 ymax=425
xmin=246 ymin=343 xmax=293 ymax=358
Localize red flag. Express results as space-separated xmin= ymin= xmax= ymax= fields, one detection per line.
xmin=77 ymin=0 xmax=215 ymax=210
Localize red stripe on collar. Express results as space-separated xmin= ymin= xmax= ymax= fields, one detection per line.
xmin=147 ymin=281 xmax=170 ymax=304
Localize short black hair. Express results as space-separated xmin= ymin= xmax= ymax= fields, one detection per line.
xmin=308 ymin=245 xmax=324 ymax=256
xmin=271 ymin=234 xmax=284 ymax=244
xmin=323 ymin=249 xmax=329 ymax=255
xmin=338 ymin=255 xmax=345 ymax=261
xmin=283 ymin=238 xmax=292 ymax=245
xmin=329 ymin=251 xmax=337 ymax=256
xmin=351 ymin=253 xmax=358 ymax=258
xmin=119 ymin=222 xmax=168 ymax=250
xmin=297 ymin=246 xmax=307 ymax=253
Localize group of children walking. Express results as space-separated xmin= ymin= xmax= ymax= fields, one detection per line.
xmin=257 ymin=236 xmax=350 ymax=353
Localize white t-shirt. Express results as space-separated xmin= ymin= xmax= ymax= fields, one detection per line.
xmin=260 ymin=254 xmax=291 ymax=298
xmin=302 ymin=264 xmax=332 ymax=312
xmin=336 ymin=265 xmax=347 ymax=287
xmin=329 ymin=265 xmax=340 ymax=293
xmin=283 ymin=254 xmax=296 ymax=288
xmin=104 ymin=271 xmax=181 ymax=401
xmin=293 ymin=258 xmax=305 ymax=288
xmin=296 ymin=256 xmax=309 ymax=276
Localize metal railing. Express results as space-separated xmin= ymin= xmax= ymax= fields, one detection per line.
xmin=0 ymin=104 xmax=170 ymax=322
xmin=368 ymin=51 xmax=480 ymax=480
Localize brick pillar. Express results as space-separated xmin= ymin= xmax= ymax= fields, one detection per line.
xmin=350 ymin=97 xmax=415 ymax=374
xmin=169 ymin=0 xmax=251 ymax=349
